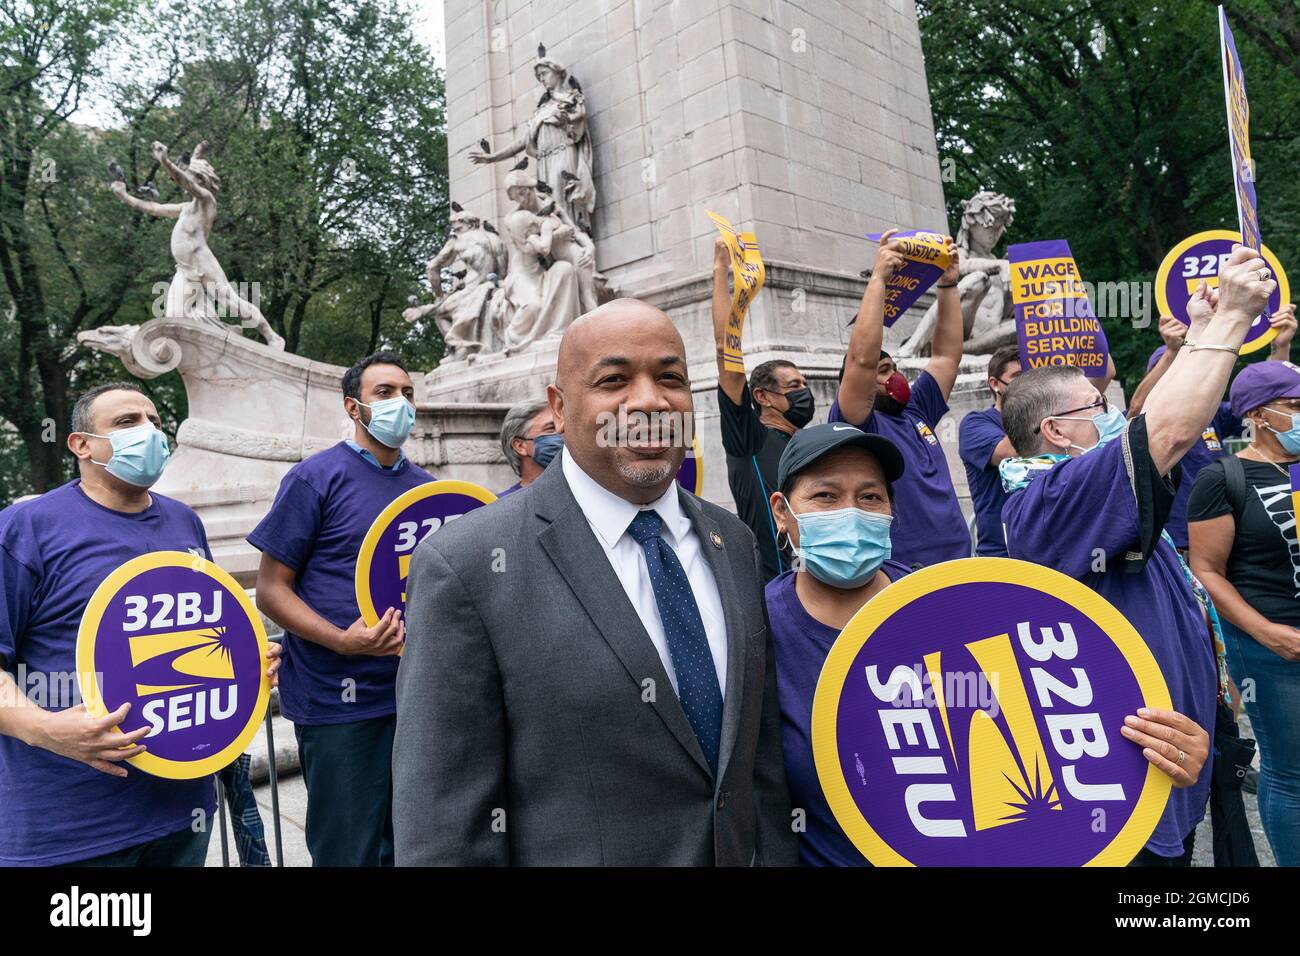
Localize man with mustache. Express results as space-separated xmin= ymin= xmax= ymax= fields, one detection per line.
xmin=394 ymin=299 xmax=795 ymax=865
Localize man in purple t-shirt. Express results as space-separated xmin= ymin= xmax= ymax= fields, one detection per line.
xmin=250 ymin=351 xmax=432 ymax=866
xmin=830 ymin=229 xmax=969 ymax=568
xmin=0 ymin=382 xmax=280 ymax=865
xmin=999 ymin=251 xmax=1276 ymax=865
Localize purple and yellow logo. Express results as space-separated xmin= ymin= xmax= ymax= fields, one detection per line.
xmin=812 ymin=558 xmax=1172 ymax=866
xmin=1155 ymin=230 xmax=1288 ymax=356
xmin=354 ymin=480 xmax=496 ymax=629
xmin=675 ymin=435 xmax=704 ymax=496
xmin=76 ymin=552 xmax=270 ymax=779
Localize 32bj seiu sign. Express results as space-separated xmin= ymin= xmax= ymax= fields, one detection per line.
xmin=812 ymin=559 xmax=1172 ymax=866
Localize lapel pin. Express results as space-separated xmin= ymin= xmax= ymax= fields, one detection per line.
xmin=709 ymin=531 xmax=723 ymax=550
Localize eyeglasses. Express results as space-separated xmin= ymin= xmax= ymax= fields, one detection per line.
xmin=1033 ymin=396 xmax=1108 ymax=434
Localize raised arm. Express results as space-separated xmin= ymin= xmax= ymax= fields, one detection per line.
xmin=1125 ymin=315 xmax=1192 ymax=418
xmin=925 ymin=236 xmax=964 ymax=400
xmin=1268 ymin=303 xmax=1296 ymax=361
xmin=1142 ymin=251 xmax=1275 ymax=475
xmin=108 ymin=180 xmax=184 ymax=219
xmin=468 ymin=133 xmax=527 ymax=165
xmin=713 ymin=237 xmax=746 ymax=405
xmin=153 ymin=142 xmax=212 ymax=205
xmin=837 ymin=229 xmax=903 ymax=423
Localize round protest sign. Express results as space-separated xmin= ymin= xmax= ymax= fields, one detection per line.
xmin=675 ymin=436 xmax=704 ymax=495
xmin=1155 ymin=229 xmax=1289 ymax=355
xmin=354 ymin=480 xmax=496 ymax=628
xmin=812 ymin=558 xmax=1172 ymax=866
xmin=76 ymin=551 xmax=271 ymax=780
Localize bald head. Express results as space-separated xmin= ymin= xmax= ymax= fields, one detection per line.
xmin=556 ymin=299 xmax=684 ymax=388
xmin=548 ymin=298 xmax=693 ymax=504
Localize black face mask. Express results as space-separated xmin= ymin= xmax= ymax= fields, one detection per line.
xmin=874 ymin=393 xmax=907 ymax=417
xmin=780 ymin=387 xmax=815 ymax=428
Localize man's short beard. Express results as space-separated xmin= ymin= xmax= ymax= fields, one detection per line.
xmin=615 ymin=456 xmax=676 ymax=488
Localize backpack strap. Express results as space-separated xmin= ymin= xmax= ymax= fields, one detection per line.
xmin=1222 ymin=454 xmax=1248 ymax=523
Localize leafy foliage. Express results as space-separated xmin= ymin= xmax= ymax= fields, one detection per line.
xmin=0 ymin=0 xmax=448 ymax=500
xmin=917 ymin=0 xmax=1300 ymax=390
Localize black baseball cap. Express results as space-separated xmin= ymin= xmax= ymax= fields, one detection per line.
xmin=777 ymin=422 xmax=906 ymax=492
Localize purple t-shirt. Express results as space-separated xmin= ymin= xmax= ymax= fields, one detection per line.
xmin=765 ymin=562 xmax=912 ymax=866
xmin=0 ymin=481 xmax=216 ymax=865
xmin=247 ymin=443 xmax=433 ymax=725
xmin=497 ymin=481 xmax=523 ymax=497
xmin=1001 ymin=419 xmax=1217 ymax=857
xmin=1166 ymin=403 xmax=1241 ymax=550
xmin=830 ymin=371 xmax=969 ymax=568
xmin=959 ymin=406 xmax=1010 ymax=557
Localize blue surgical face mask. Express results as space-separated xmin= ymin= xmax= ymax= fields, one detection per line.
xmin=356 ymin=396 xmax=415 ymax=448
xmin=783 ymin=495 xmax=893 ymax=589
xmin=1263 ymin=406 xmax=1300 ymax=455
xmin=531 ymin=433 xmax=563 ymax=469
xmin=85 ymin=423 xmax=170 ymax=487
xmin=1053 ymin=406 xmax=1126 ymax=455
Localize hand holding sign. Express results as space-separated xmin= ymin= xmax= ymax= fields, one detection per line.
xmin=871 ymin=228 xmax=906 ymax=282
xmin=1270 ymin=303 xmax=1297 ymax=352
xmin=1121 ymin=707 xmax=1210 ymax=789
xmin=864 ymin=228 xmax=952 ymax=327
xmin=31 ymin=702 xmax=150 ymax=778
xmin=336 ymin=606 xmax=405 ymax=657
xmin=1216 ymin=243 xmax=1276 ymax=326
xmin=708 ymin=211 xmax=766 ymax=374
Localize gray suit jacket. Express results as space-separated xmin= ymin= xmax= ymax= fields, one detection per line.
xmin=393 ymin=463 xmax=796 ymax=865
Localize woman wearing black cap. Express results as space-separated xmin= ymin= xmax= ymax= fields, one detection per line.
xmin=1188 ymin=359 xmax=1300 ymax=866
xmin=764 ymin=422 xmax=909 ymax=866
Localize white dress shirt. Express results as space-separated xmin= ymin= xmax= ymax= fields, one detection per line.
xmin=561 ymin=449 xmax=728 ymax=696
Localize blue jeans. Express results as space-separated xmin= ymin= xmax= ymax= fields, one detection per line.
xmin=1223 ymin=619 xmax=1300 ymax=866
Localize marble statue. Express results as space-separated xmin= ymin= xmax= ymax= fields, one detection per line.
xmin=468 ymin=44 xmax=596 ymax=236
xmin=402 ymin=204 xmax=509 ymax=361
xmin=897 ymin=191 xmax=1017 ymax=357
xmin=110 ymin=141 xmax=285 ymax=350
xmin=499 ymin=168 xmax=581 ymax=352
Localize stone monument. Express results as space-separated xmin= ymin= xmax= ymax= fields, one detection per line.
xmin=438 ymin=0 xmax=962 ymax=506
xmin=109 ymin=141 xmax=285 ymax=351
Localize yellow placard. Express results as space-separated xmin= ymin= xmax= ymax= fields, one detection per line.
xmin=708 ymin=211 xmax=766 ymax=374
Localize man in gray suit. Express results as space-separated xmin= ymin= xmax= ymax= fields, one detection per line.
xmin=394 ymin=298 xmax=796 ymax=865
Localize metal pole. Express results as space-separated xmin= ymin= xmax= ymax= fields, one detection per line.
xmin=266 ymin=632 xmax=285 ymax=867
xmin=265 ymin=690 xmax=285 ymax=867
xmin=215 ymin=776 xmax=230 ymax=867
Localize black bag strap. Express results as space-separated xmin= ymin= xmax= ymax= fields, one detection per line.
xmin=1222 ymin=454 xmax=1248 ymax=523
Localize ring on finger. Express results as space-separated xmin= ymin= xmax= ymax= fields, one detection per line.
xmin=1176 ymin=749 xmax=1186 ymax=766
xmin=1257 ymin=268 xmax=1271 ymax=282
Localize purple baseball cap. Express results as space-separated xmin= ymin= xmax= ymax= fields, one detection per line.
xmin=1229 ymin=360 xmax=1300 ymax=417
xmin=1147 ymin=345 xmax=1167 ymax=372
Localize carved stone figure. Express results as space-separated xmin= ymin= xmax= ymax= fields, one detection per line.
xmin=897 ymin=191 xmax=1017 ymax=356
xmin=403 ymin=205 xmax=509 ymax=361
xmin=469 ymin=44 xmax=596 ymax=236
xmin=110 ymin=141 xmax=285 ymax=350
xmin=499 ymin=169 xmax=581 ymax=352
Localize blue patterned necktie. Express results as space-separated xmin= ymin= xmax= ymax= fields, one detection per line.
xmin=626 ymin=509 xmax=723 ymax=775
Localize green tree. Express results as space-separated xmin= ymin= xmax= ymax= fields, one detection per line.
xmin=917 ymin=0 xmax=1300 ymax=391
xmin=0 ymin=0 xmax=448 ymax=501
